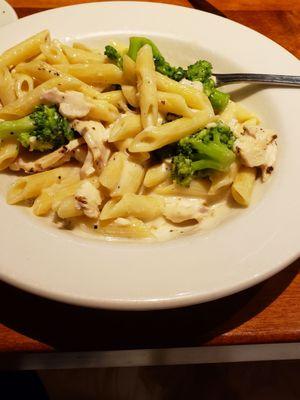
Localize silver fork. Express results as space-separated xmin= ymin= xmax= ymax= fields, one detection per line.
xmin=214 ymin=73 xmax=300 ymax=87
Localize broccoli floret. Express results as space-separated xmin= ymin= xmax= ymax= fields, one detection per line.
xmin=0 ymin=105 xmax=76 ymax=151
xmin=128 ymin=37 xmax=186 ymax=81
xmin=186 ymin=64 xmax=229 ymax=113
xmin=208 ymin=90 xmax=230 ymax=114
xmin=186 ymin=60 xmax=212 ymax=82
xmin=172 ymin=123 xmax=236 ymax=186
xmin=104 ymin=45 xmax=123 ymax=68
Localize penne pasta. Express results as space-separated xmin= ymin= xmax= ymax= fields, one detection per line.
xmin=0 ymin=67 xmax=16 ymax=106
xmin=40 ymin=40 xmax=69 ymax=64
xmin=100 ymin=193 xmax=164 ymax=221
xmin=157 ymin=91 xmax=193 ymax=117
xmin=122 ymin=54 xmax=137 ymax=84
xmin=32 ymin=176 xmax=81 ymax=216
xmin=231 ymin=166 xmax=256 ymax=206
xmin=209 ymin=162 xmax=239 ymax=194
xmin=121 ymin=85 xmax=193 ymax=117
xmin=156 ymin=72 xmax=212 ymax=111
xmin=154 ymin=179 xmax=210 ymax=197
xmin=121 ymin=85 xmax=139 ymax=108
xmin=129 ymin=110 xmax=214 ymax=152
xmin=109 ymin=113 xmax=142 ymax=142
xmin=7 ymin=166 xmax=79 ymax=204
xmin=0 ymin=139 xmax=19 ymax=171
xmin=136 ymin=45 xmax=158 ymax=128
xmin=0 ymin=30 xmax=50 ymax=69
xmin=99 ymin=217 xmax=152 ymax=239
xmin=143 ymin=163 xmax=171 ymax=188
xmin=62 ymin=44 xmax=105 ymax=64
xmin=56 ymin=195 xmax=83 ymax=219
xmin=13 ymin=73 xmax=34 ymax=99
xmin=54 ymin=63 xmax=124 ymax=85
xmin=99 ymin=151 xmax=145 ymax=197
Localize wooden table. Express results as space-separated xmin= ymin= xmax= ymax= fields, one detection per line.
xmin=1 ymin=0 xmax=299 ymax=369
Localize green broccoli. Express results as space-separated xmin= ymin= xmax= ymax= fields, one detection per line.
xmin=128 ymin=37 xmax=186 ymax=81
xmin=104 ymin=45 xmax=123 ymax=68
xmin=187 ymin=65 xmax=229 ymax=113
xmin=0 ymin=105 xmax=76 ymax=151
xmin=172 ymin=123 xmax=236 ymax=186
xmin=186 ymin=60 xmax=212 ymax=82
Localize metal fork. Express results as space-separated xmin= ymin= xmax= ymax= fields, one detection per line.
xmin=214 ymin=73 xmax=300 ymax=87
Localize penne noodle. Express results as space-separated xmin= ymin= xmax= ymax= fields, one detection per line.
xmin=100 ymin=193 xmax=164 ymax=221
xmin=156 ymin=72 xmax=212 ymax=111
xmin=54 ymin=63 xmax=124 ymax=85
xmin=122 ymin=54 xmax=137 ymax=84
xmin=13 ymin=73 xmax=34 ymax=99
xmin=0 ymin=67 xmax=16 ymax=106
xmin=40 ymin=40 xmax=69 ymax=64
xmin=6 ymin=166 xmax=79 ymax=204
xmin=99 ymin=218 xmax=152 ymax=239
xmin=209 ymin=162 xmax=239 ymax=194
xmin=157 ymin=91 xmax=193 ymax=117
xmin=136 ymin=45 xmax=158 ymax=128
xmin=0 ymin=139 xmax=19 ymax=171
xmin=154 ymin=179 xmax=210 ymax=197
xmin=109 ymin=113 xmax=142 ymax=142
xmin=143 ymin=163 xmax=171 ymax=188
xmin=121 ymin=85 xmax=193 ymax=117
xmin=56 ymin=195 xmax=83 ymax=219
xmin=121 ymin=85 xmax=139 ymax=108
xmin=96 ymin=90 xmax=126 ymax=107
xmin=62 ymin=44 xmax=105 ymax=64
xmin=129 ymin=110 xmax=214 ymax=152
xmin=0 ymin=30 xmax=50 ymax=69
xmin=32 ymin=177 xmax=81 ymax=216
xmin=231 ymin=166 xmax=256 ymax=206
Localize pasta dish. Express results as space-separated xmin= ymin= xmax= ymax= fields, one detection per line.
xmin=0 ymin=31 xmax=278 ymax=241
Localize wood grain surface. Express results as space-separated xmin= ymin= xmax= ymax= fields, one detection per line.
xmin=0 ymin=0 xmax=299 ymax=354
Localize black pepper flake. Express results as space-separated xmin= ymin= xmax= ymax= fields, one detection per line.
xmin=266 ymin=166 xmax=274 ymax=174
xmin=58 ymin=175 xmax=62 ymax=180
xmin=10 ymin=132 xmax=14 ymax=135
xmin=93 ymin=224 xmax=98 ymax=230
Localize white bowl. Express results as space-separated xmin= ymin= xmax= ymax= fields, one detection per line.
xmin=0 ymin=2 xmax=299 ymax=310
xmin=0 ymin=0 xmax=17 ymax=27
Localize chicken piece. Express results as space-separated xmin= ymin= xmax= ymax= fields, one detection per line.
xmin=163 ymin=197 xmax=209 ymax=223
xmin=74 ymin=180 xmax=102 ymax=219
xmin=234 ymin=125 xmax=277 ymax=181
xmin=72 ymin=120 xmax=110 ymax=173
xmin=9 ymin=138 xmax=84 ymax=173
xmin=80 ymin=148 xmax=95 ymax=178
xmin=41 ymin=88 xmax=91 ymax=119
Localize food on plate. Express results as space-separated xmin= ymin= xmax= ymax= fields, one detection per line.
xmin=0 ymin=31 xmax=278 ymax=241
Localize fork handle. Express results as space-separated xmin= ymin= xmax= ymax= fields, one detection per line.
xmin=214 ymin=73 xmax=300 ymax=87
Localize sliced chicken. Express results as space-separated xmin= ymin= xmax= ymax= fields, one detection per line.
xmin=9 ymin=138 xmax=84 ymax=173
xmin=80 ymin=148 xmax=95 ymax=178
xmin=234 ymin=125 xmax=277 ymax=181
xmin=41 ymin=88 xmax=91 ymax=119
xmin=163 ymin=197 xmax=209 ymax=223
xmin=72 ymin=120 xmax=110 ymax=174
xmin=74 ymin=180 xmax=102 ymax=219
